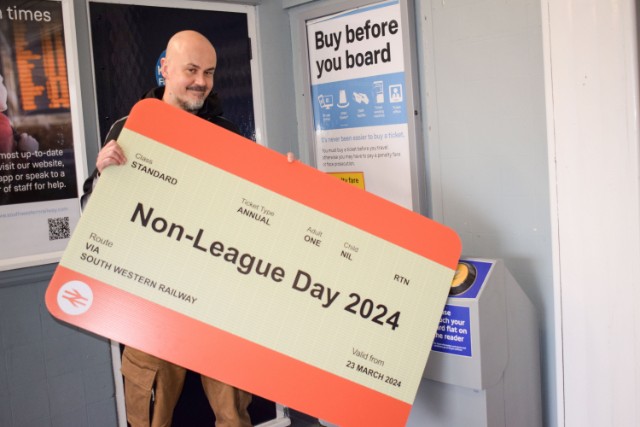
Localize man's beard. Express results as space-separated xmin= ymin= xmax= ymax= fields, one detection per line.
xmin=178 ymin=98 xmax=204 ymax=113
xmin=178 ymin=85 xmax=208 ymax=113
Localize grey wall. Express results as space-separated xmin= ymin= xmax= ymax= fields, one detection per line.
xmin=255 ymin=1 xmax=297 ymax=155
xmin=0 ymin=267 xmax=117 ymax=427
xmin=73 ymin=0 xmax=100 ymax=174
xmin=417 ymin=0 xmax=556 ymax=425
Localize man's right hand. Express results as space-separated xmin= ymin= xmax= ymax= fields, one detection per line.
xmin=97 ymin=139 xmax=126 ymax=173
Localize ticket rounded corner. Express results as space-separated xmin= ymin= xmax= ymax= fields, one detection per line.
xmin=445 ymin=228 xmax=463 ymax=266
xmin=130 ymin=98 xmax=165 ymax=115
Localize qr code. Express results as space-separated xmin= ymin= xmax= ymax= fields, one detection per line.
xmin=48 ymin=216 xmax=70 ymax=241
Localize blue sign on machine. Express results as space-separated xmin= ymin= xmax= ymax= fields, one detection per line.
xmin=432 ymin=304 xmax=472 ymax=357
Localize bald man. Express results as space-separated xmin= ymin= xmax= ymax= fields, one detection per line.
xmin=82 ymin=31 xmax=252 ymax=427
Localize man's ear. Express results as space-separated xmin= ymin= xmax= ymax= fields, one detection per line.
xmin=160 ymin=57 xmax=169 ymax=79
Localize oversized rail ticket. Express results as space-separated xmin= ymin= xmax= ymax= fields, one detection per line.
xmin=46 ymin=99 xmax=461 ymax=426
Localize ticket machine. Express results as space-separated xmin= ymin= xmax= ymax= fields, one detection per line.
xmin=406 ymin=258 xmax=542 ymax=427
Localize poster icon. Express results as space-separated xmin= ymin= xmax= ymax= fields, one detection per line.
xmin=373 ymin=81 xmax=384 ymax=103
xmin=389 ymin=84 xmax=403 ymax=103
xmin=318 ymin=94 xmax=333 ymax=109
xmin=337 ymin=89 xmax=349 ymax=108
xmin=353 ymin=92 xmax=369 ymax=104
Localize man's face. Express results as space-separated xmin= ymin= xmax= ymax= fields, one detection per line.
xmin=161 ymin=42 xmax=217 ymax=113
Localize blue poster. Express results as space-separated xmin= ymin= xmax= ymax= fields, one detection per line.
xmin=307 ymin=0 xmax=414 ymax=209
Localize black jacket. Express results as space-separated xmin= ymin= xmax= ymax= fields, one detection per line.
xmin=81 ymin=87 xmax=239 ymax=207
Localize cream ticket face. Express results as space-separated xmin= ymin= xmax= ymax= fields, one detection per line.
xmin=46 ymin=99 xmax=461 ymax=426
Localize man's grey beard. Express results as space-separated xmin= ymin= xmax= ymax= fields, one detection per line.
xmin=179 ymin=86 xmax=208 ymax=113
xmin=178 ymin=98 xmax=204 ymax=114
xmin=180 ymin=100 xmax=204 ymax=114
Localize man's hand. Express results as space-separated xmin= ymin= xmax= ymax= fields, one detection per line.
xmin=97 ymin=140 xmax=126 ymax=173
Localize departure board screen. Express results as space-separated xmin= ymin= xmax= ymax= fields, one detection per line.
xmin=1 ymin=4 xmax=69 ymax=114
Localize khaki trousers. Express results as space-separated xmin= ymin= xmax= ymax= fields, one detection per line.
xmin=121 ymin=346 xmax=252 ymax=427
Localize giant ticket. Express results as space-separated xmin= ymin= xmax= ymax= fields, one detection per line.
xmin=46 ymin=99 xmax=461 ymax=426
